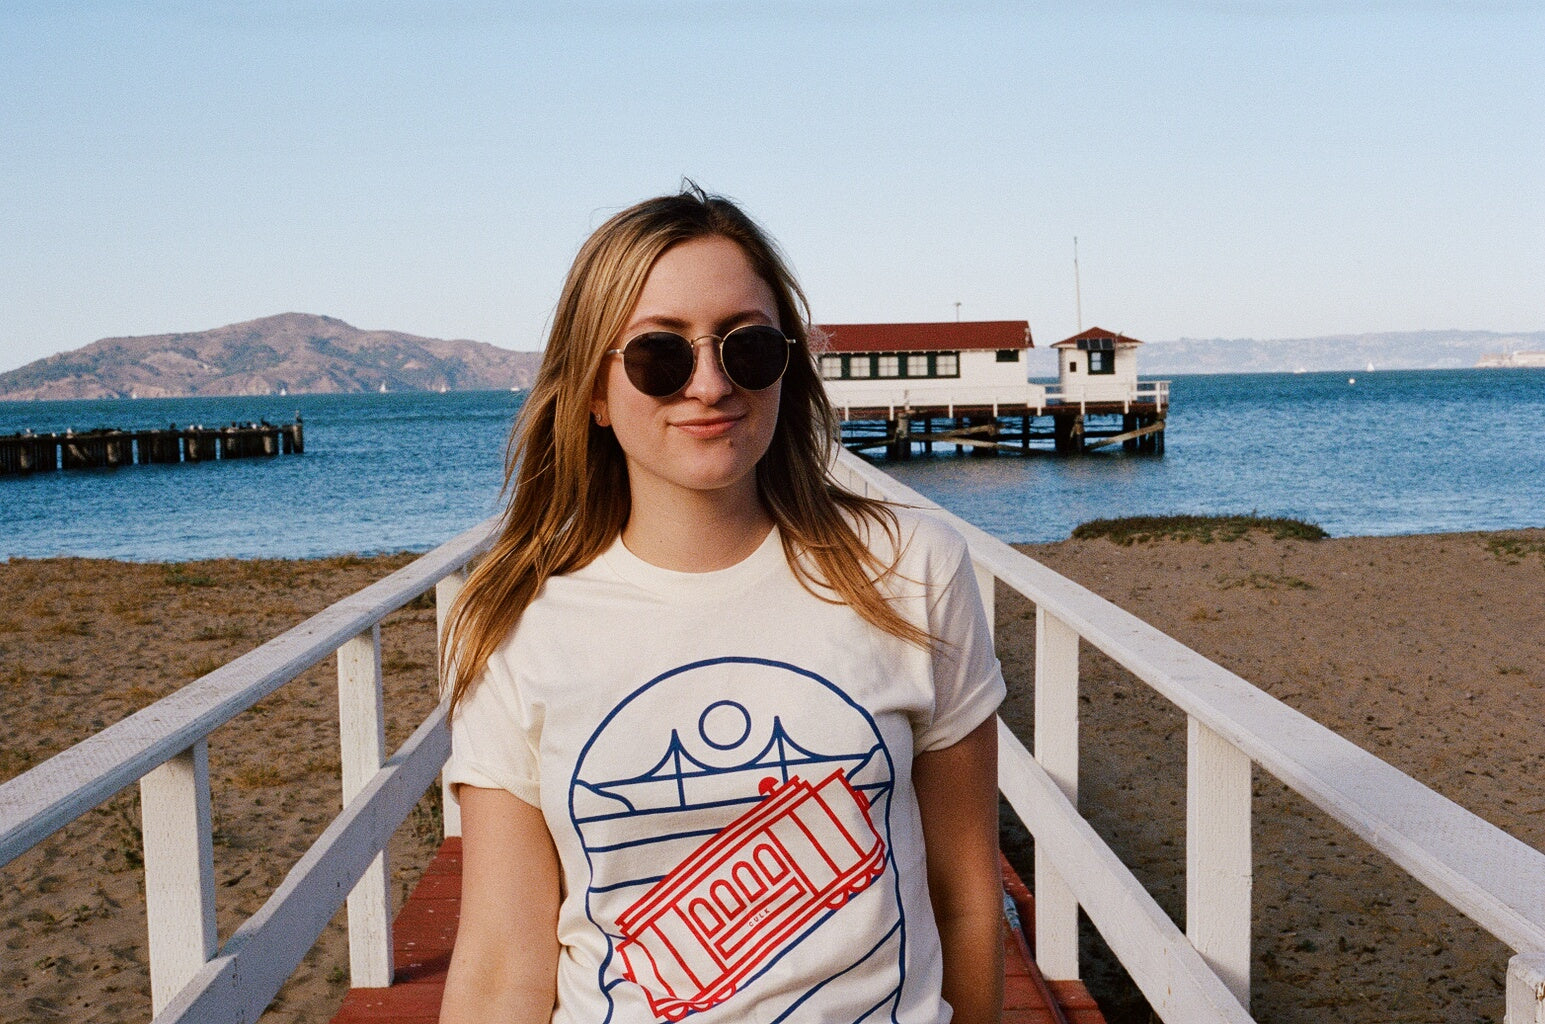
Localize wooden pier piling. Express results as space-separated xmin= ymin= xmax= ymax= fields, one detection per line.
xmin=0 ymin=417 xmax=305 ymax=475
xmin=840 ymin=402 xmax=1166 ymax=459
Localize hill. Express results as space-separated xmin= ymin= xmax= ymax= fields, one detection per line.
xmin=0 ymin=313 xmax=544 ymax=399
xmin=1135 ymin=329 xmax=1545 ymax=374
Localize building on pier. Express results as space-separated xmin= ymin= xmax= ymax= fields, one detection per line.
xmin=817 ymin=321 xmax=1167 ymax=457
xmin=1052 ymin=326 xmax=1145 ymax=403
xmin=817 ymin=320 xmax=1035 ymax=416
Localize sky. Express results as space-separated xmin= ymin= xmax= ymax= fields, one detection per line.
xmin=2 ymin=1 xmax=1541 ymax=374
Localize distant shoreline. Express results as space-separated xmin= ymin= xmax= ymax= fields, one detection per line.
xmin=4 ymin=362 xmax=1544 ymax=405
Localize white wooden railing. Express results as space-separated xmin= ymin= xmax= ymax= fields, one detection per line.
xmin=831 ymin=450 xmax=1545 ymax=1024
xmin=1040 ymin=378 xmax=1170 ymax=412
xmin=2 ymin=452 xmax=1541 ymax=1023
xmin=828 ymin=379 xmax=1170 ymax=420
xmin=0 ymin=518 xmax=493 ymax=1023
xmin=829 ymin=382 xmax=1053 ymax=420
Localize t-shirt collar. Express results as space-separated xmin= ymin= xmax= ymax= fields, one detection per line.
xmin=599 ymin=524 xmax=786 ymax=599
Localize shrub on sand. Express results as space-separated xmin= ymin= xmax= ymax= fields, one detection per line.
xmin=1071 ymin=514 xmax=1328 ymax=545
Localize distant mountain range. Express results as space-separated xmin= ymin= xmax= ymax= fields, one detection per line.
xmin=0 ymin=313 xmax=543 ymax=400
xmin=2 ymin=317 xmax=1540 ymax=401
xmin=1134 ymin=329 xmax=1545 ymax=375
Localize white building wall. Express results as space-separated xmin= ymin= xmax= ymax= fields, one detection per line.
xmin=1056 ymin=346 xmax=1140 ymax=402
xmin=821 ymin=348 xmax=1043 ymax=415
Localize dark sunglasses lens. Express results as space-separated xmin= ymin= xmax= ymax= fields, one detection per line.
xmin=623 ymin=333 xmax=695 ymax=396
xmin=721 ymin=326 xmax=790 ymax=391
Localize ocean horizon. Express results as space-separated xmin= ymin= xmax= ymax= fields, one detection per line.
xmin=2 ymin=368 xmax=1541 ymax=562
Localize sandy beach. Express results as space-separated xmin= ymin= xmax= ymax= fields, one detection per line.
xmin=2 ymin=527 xmax=1542 ymax=1023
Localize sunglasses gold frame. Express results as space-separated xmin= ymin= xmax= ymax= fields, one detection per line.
xmin=605 ymin=325 xmax=795 ymax=397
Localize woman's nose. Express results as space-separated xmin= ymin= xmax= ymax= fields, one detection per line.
xmin=681 ymin=338 xmax=734 ymax=403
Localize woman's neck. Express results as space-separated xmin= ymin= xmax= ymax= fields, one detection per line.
xmin=620 ymin=485 xmax=775 ymax=573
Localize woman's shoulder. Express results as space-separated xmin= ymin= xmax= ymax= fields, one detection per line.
xmin=851 ymin=502 xmax=970 ymax=575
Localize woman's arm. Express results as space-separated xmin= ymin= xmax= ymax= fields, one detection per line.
xmin=914 ymin=714 xmax=1003 ymax=1024
xmin=439 ymin=785 xmax=562 ymax=1024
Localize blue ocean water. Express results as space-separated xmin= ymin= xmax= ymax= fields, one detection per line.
xmin=1 ymin=369 xmax=1540 ymax=561
xmin=886 ymin=368 xmax=1544 ymax=543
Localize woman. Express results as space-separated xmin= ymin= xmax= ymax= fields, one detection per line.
xmin=440 ymin=188 xmax=1004 ymax=1024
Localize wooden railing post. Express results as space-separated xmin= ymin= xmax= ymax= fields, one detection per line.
xmin=140 ymin=740 xmax=217 ymax=1013
xmin=1187 ymin=717 xmax=1253 ymax=1008
xmin=338 ymin=625 xmax=392 ymax=987
xmin=973 ymin=560 xmax=996 ymax=641
xmin=1034 ymin=607 xmax=1080 ymax=979
xmin=436 ymin=570 xmax=467 ymax=839
xmin=1508 ymin=954 xmax=1545 ymax=1024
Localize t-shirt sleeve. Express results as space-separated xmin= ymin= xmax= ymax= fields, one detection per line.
xmin=914 ymin=534 xmax=1007 ymax=753
xmin=443 ymin=651 xmax=542 ymax=808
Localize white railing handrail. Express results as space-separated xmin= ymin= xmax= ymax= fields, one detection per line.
xmin=1041 ymin=379 xmax=1169 ymax=405
xmin=0 ymin=517 xmax=497 ymax=867
xmin=827 ymin=378 xmax=1171 ymax=419
xmin=829 ymin=382 xmax=1045 ymax=417
xmin=0 ymin=514 xmax=499 ymax=1023
xmin=6 ymin=452 xmax=1541 ymax=1022
xmin=831 ymin=449 xmax=1545 ymax=1022
xmin=967 ymin=510 xmax=1545 ymax=952
xmin=151 ymin=707 xmax=451 ymax=1023
xmin=996 ymin=720 xmax=1254 ymax=1023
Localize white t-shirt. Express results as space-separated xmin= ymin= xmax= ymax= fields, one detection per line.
xmin=446 ymin=507 xmax=1005 ymax=1024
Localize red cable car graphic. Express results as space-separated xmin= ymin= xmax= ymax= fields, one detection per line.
xmin=615 ymin=769 xmax=886 ymax=1021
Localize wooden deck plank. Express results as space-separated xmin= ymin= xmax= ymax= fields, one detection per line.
xmin=330 ymin=838 xmax=1106 ymax=1024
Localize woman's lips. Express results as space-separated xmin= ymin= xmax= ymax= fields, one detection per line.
xmin=672 ymin=413 xmax=744 ymax=439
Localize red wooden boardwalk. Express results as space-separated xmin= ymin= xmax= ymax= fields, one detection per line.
xmin=330 ymin=839 xmax=1106 ymax=1024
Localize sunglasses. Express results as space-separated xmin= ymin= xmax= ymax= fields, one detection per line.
xmin=606 ymin=324 xmax=795 ymax=398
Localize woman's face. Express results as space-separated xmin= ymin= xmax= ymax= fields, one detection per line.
xmin=593 ymin=234 xmax=783 ymax=511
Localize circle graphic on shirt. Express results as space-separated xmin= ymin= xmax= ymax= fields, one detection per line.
xmin=698 ymin=700 xmax=752 ymax=751
xmin=568 ymin=657 xmax=908 ymax=1024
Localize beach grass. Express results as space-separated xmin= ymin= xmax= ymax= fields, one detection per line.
xmin=1484 ymin=533 xmax=1545 ymax=563
xmin=1071 ymin=513 xmax=1329 ymax=545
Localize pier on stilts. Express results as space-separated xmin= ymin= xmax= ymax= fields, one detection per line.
xmin=838 ymin=396 xmax=1167 ymax=459
xmin=818 ymin=321 xmax=1168 ymax=460
xmin=0 ymin=416 xmax=304 ymax=475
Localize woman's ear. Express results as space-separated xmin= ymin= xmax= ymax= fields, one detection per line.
xmin=591 ymin=378 xmax=610 ymax=427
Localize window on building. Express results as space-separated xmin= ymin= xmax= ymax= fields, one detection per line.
xmin=1069 ymin=360 xmax=1079 ymax=373
xmin=996 ymin=349 xmax=1020 ymax=362
xmin=826 ymin=351 xmax=961 ymax=379
xmin=1088 ymin=350 xmax=1115 ymax=375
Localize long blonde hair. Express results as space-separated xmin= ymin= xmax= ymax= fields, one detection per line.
xmin=443 ymin=188 xmax=928 ymax=712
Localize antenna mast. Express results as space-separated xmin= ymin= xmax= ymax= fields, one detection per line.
xmin=1073 ymin=236 xmax=1083 ymax=332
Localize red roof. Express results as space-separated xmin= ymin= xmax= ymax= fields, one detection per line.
xmin=816 ymin=320 xmax=1032 ymax=353
xmin=1050 ymin=326 xmax=1143 ymax=348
